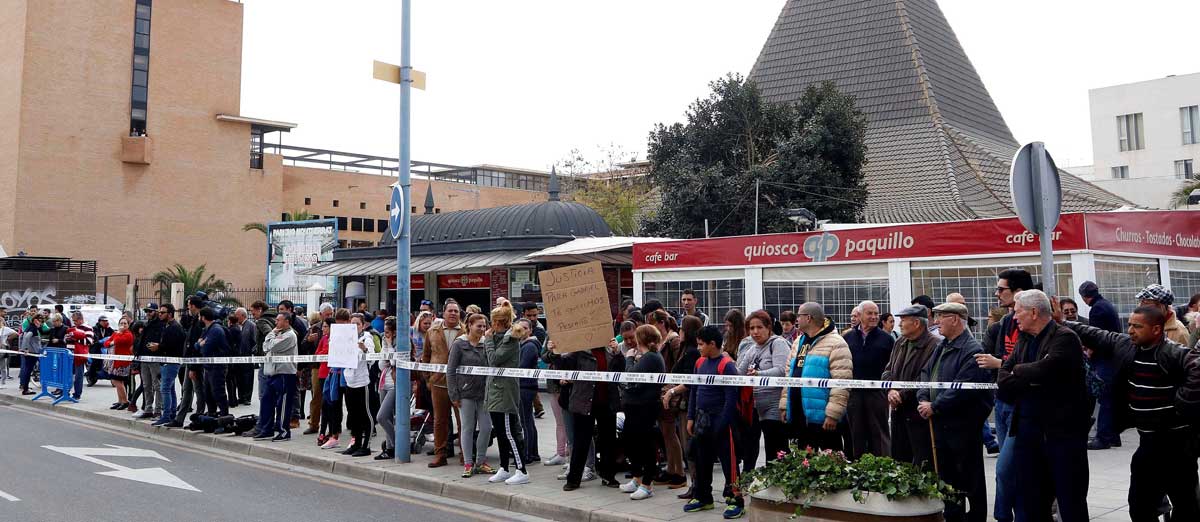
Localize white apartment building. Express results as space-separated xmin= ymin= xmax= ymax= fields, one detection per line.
xmin=1086 ymin=72 xmax=1200 ymax=208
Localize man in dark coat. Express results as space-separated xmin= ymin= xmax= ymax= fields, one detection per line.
xmin=882 ymin=304 xmax=939 ymax=468
xmin=1078 ymin=281 xmax=1123 ymax=450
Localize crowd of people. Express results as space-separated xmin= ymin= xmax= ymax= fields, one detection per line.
xmin=5 ymin=274 xmax=1200 ymax=522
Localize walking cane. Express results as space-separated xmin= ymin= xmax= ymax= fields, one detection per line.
xmin=927 ymin=417 xmax=939 ymax=475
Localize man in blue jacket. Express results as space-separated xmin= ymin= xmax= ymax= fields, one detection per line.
xmin=918 ymin=302 xmax=993 ymax=522
xmin=1079 ymin=281 xmax=1123 ymax=450
xmin=196 ymin=307 xmax=230 ymax=417
xmin=685 ymin=325 xmax=744 ymax=519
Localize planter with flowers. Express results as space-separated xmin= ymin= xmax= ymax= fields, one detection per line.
xmin=738 ymin=445 xmax=955 ymax=521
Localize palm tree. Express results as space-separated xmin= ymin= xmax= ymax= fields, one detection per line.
xmin=1169 ymin=177 xmax=1200 ymax=208
xmin=151 ymin=264 xmax=237 ymax=305
xmin=243 ymin=209 xmax=317 ymax=234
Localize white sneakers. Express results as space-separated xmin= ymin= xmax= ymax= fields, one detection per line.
xmin=489 ymin=468 xmax=529 ymax=485
xmin=320 ymin=437 xmax=340 ymax=450
xmin=543 ymin=454 xmax=567 ymax=466
xmin=619 ymin=479 xmax=639 ymax=493
xmin=489 ymin=469 xmax=514 ymax=483
xmin=504 ymin=470 xmax=530 ymax=485
xmin=581 ymin=467 xmax=597 ymax=482
xmin=631 ymin=486 xmax=653 ymax=500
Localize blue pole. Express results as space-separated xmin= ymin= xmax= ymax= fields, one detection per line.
xmin=394 ymin=0 xmax=413 ymax=463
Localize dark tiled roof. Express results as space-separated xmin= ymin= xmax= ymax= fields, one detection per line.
xmin=373 ymin=201 xmax=612 ymax=256
xmin=749 ymin=0 xmax=1131 ymax=223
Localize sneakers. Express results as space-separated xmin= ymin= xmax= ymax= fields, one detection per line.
xmin=462 ymin=465 xmax=474 ymax=478
xmin=543 ymin=454 xmax=567 ymax=466
xmin=253 ymin=431 xmax=275 ymax=441
xmin=556 ymin=468 xmax=570 ymax=480
xmin=631 ymin=485 xmax=653 ymax=500
xmin=320 ymin=437 xmax=340 ymax=450
xmin=619 ymin=479 xmax=639 ymax=493
xmin=488 ymin=469 xmax=514 ymax=483
xmin=581 ymin=467 xmax=597 ymax=482
xmin=683 ymin=499 xmax=714 ymax=513
xmin=722 ymin=503 xmax=745 ymax=519
xmin=503 ymin=470 xmax=530 ymax=485
xmin=476 ymin=463 xmax=495 ymax=474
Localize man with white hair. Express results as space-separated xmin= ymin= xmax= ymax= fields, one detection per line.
xmin=843 ymin=300 xmax=892 ymax=459
xmin=998 ymin=290 xmax=1091 ymax=522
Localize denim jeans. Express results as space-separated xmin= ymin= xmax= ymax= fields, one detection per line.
xmin=19 ymin=355 xmax=38 ymax=390
xmin=1009 ymin=418 xmax=1089 ymax=522
xmin=72 ymin=364 xmax=85 ymax=399
xmin=1092 ymin=358 xmax=1119 ymax=444
xmin=158 ymin=363 xmax=180 ymax=423
xmin=993 ymin=400 xmax=1016 ymax=521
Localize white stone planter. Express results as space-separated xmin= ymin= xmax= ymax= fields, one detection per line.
xmin=749 ymin=486 xmax=944 ymax=522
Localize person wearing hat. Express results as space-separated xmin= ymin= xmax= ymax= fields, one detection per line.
xmin=1078 ymin=281 xmax=1120 ymax=333
xmin=917 ymin=302 xmax=993 ymax=522
xmin=1136 ymin=284 xmax=1190 ymax=346
xmin=881 ymin=304 xmax=940 ymax=468
xmin=1062 ymin=300 xmax=1200 ymax=521
xmin=997 ymin=290 xmax=1091 ymax=522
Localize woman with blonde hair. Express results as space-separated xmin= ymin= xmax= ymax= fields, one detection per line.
xmin=484 ymin=302 xmax=530 ymax=485
xmin=411 ymin=310 xmax=435 ymax=411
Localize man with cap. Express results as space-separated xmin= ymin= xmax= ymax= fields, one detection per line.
xmin=1062 ymin=301 xmax=1200 ymax=521
xmin=911 ymin=295 xmax=940 ymax=336
xmin=881 ymin=304 xmax=939 ymax=467
xmin=1136 ymin=284 xmax=1190 ymax=346
xmin=998 ymin=290 xmax=1091 ymax=522
xmin=134 ymin=303 xmax=163 ymax=419
xmin=917 ymin=302 xmax=993 ymax=522
xmin=1078 ymin=281 xmax=1120 ymax=333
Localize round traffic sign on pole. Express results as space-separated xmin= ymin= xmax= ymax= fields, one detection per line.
xmin=389 ymin=185 xmax=405 ymax=240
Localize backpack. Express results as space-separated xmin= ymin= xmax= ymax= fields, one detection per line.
xmin=695 ymin=355 xmax=755 ymax=427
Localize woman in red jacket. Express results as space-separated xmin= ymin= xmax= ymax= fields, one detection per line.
xmin=104 ymin=317 xmax=135 ymax=411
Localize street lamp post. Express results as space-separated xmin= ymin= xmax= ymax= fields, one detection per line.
xmin=392 ymin=0 xmax=414 ymax=463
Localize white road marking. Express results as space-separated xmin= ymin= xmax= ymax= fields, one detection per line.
xmin=0 ymin=489 xmax=19 ymax=501
xmin=42 ymin=444 xmax=200 ymax=492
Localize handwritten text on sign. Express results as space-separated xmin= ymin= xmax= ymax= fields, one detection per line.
xmin=539 ymin=261 xmax=612 ymax=354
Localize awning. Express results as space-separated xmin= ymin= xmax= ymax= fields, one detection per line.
xmin=298 ymin=251 xmax=536 ymax=277
xmin=523 ymin=236 xmax=670 ymax=264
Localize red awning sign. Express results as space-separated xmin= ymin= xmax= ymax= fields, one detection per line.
xmin=438 ymin=273 xmax=490 ymax=290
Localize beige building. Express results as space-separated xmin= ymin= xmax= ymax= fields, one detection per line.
xmin=0 ymin=0 xmax=549 ymax=288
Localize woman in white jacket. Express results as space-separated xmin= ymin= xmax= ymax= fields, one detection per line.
xmin=340 ymin=314 xmax=374 ymax=457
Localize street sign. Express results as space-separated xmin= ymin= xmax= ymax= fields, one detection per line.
xmin=1009 ymin=142 xmax=1063 ymax=294
xmin=1010 ymin=142 xmax=1062 ymax=234
xmin=389 ymin=184 xmax=405 ymax=240
xmin=43 ymin=444 xmax=200 ymax=492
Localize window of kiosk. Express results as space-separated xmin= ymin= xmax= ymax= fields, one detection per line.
xmin=1169 ymin=259 xmax=1200 ymax=305
xmin=642 ymin=278 xmax=744 ymax=322
xmin=763 ymin=264 xmax=889 ymax=331
xmin=1095 ymin=255 xmax=1160 ymax=327
xmin=911 ymin=256 xmax=1073 ymax=337
xmin=509 ymin=267 xmax=541 ymax=303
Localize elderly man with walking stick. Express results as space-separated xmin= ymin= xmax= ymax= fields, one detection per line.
xmin=916 ymin=302 xmax=994 ymax=522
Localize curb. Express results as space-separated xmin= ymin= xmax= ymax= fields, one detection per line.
xmin=1 ymin=395 xmax=658 ymax=522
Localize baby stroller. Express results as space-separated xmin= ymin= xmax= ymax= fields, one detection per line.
xmin=409 ymin=395 xmax=433 ymax=454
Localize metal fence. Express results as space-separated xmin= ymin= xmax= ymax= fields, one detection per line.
xmin=129 ymin=282 xmax=329 ymax=312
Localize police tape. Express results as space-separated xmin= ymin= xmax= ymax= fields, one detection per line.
xmin=0 ymin=349 xmax=998 ymax=390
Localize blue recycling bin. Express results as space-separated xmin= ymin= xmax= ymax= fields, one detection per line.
xmin=32 ymin=348 xmax=78 ymax=405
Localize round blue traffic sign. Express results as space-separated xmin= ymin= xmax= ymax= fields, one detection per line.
xmin=389 ymin=185 xmax=405 ymax=239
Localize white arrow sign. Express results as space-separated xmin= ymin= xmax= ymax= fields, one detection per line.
xmin=43 ymin=444 xmax=200 ymax=492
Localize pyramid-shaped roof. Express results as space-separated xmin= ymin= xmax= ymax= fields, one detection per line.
xmin=750 ymin=0 xmax=1130 ymax=223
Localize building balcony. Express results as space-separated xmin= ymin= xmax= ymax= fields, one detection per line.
xmin=121 ymin=135 xmax=153 ymax=165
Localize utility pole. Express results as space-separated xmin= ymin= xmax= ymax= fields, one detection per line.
xmin=393 ymin=0 xmax=413 ymax=463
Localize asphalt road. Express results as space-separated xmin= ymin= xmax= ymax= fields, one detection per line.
xmin=0 ymin=404 xmax=539 ymax=522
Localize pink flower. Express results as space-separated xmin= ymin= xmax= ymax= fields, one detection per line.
xmin=805 ymin=445 xmax=813 ymax=452
xmin=777 ymin=451 xmax=787 ymax=459
xmin=802 ymin=459 xmax=810 ymax=467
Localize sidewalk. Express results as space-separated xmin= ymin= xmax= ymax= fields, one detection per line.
xmin=0 ymin=376 xmax=1136 ymax=521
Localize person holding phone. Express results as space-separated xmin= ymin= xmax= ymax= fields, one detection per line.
xmin=104 ymin=317 xmax=135 ymax=410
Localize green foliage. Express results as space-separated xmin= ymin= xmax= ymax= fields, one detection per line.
xmin=573 ymin=181 xmax=648 ymax=236
xmin=738 ymin=444 xmax=958 ymax=514
xmin=1169 ymin=177 xmax=1200 ymax=208
xmin=242 ymin=209 xmax=317 ymax=235
xmin=642 ymin=74 xmax=868 ymax=238
xmin=150 ymin=264 xmax=233 ymax=304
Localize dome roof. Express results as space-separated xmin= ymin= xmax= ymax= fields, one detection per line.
xmin=379 ymin=200 xmax=612 ymax=255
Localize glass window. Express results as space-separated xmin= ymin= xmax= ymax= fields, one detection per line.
xmin=764 ymin=279 xmax=888 ymax=331
xmin=359 ymin=202 xmax=366 ymax=210
xmin=377 ymin=219 xmax=387 ymax=232
xmin=1095 ymin=256 xmax=1160 ymax=328
xmin=351 ymin=218 xmax=363 ymax=232
xmin=132 ymin=86 xmax=147 ymax=103
xmin=363 ymin=219 xmax=374 ymax=233
xmin=1111 ymin=166 xmax=1129 ymax=179
xmin=136 ymin=5 xmax=151 ymax=19
xmin=304 ymin=197 xmax=311 ymax=205
xmin=642 ymin=279 xmax=745 ymax=322
xmin=1182 ymin=106 xmax=1200 ymax=145
xmin=133 ymin=70 xmax=147 ymax=87
xmin=1176 ymin=159 xmax=1194 ymax=180
xmin=1116 ymin=113 xmax=1144 ymax=151
xmin=135 ymin=19 xmax=150 ymax=35
xmin=130 ymin=108 xmax=146 ymax=121
xmin=332 ymin=200 xmax=339 ymax=207
xmin=510 ymin=268 xmax=541 ymax=302
xmin=133 ymin=53 xmax=148 ymax=71
xmin=911 ymin=262 xmax=1073 ymax=337
xmin=336 ymin=216 xmax=347 ymax=231
xmin=1169 ymin=260 xmax=1200 ymax=311
xmin=134 ymin=34 xmax=150 ymax=49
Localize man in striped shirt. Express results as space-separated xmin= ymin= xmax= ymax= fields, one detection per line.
xmin=1065 ymin=305 xmax=1199 ymax=522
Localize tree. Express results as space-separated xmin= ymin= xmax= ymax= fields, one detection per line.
xmin=641 ymin=74 xmax=868 ymax=238
xmin=1170 ymin=176 xmax=1200 ymax=208
xmin=556 ymin=145 xmax=652 ymax=236
xmin=150 ymin=264 xmax=236 ymax=305
xmin=242 ymin=209 xmax=316 ymax=235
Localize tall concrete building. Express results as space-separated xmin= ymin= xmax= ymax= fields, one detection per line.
xmin=1085 ymin=72 xmax=1200 ymax=208
xmin=0 ymin=1 xmax=550 ymax=288
xmin=749 ymin=0 xmax=1131 ymax=223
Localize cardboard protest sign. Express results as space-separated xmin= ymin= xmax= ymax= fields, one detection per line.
xmin=328 ymin=323 xmax=360 ymax=369
xmin=539 ymin=261 xmax=612 ymax=354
